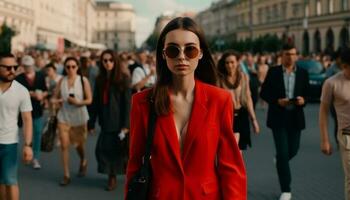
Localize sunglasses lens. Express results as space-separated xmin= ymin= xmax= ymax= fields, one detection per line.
xmin=65 ymin=65 xmax=76 ymax=69
xmin=184 ymin=46 xmax=199 ymax=59
xmin=103 ymin=59 xmax=113 ymax=63
xmin=165 ymin=46 xmax=180 ymax=59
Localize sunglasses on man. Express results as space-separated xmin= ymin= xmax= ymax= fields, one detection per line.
xmin=163 ymin=45 xmax=200 ymax=59
xmin=0 ymin=65 xmax=19 ymax=72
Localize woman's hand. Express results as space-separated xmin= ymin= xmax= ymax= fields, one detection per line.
xmin=252 ymin=119 xmax=260 ymax=134
xmin=67 ymin=96 xmax=81 ymax=106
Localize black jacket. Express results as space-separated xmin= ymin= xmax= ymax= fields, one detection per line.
xmin=90 ymin=80 xmax=131 ymax=132
xmin=260 ymin=65 xmax=309 ymax=130
xmin=16 ymin=71 xmax=47 ymax=118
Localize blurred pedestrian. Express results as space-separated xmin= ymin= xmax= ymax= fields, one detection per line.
xmin=89 ymin=49 xmax=131 ymax=191
xmin=52 ymin=57 xmax=92 ymax=186
xmin=0 ymin=53 xmax=33 ymax=200
xmin=260 ymin=43 xmax=310 ymax=200
xmin=126 ymin=17 xmax=246 ymax=200
xmin=217 ymin=50 xmax=260 ymax=150
xmin=16 ymin=55 xmax=48 ymax=170
xmin=319 ymin=47 xmax=350 ymax=200
xmin=130 ymin=49 xmax=156 ymax=93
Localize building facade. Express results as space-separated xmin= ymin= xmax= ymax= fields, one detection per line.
xmin=0 ymin=0 xmax=136 ymax=52
xmin=196 ymin=0 xmax=350 ymax=54
xmin=0 ymin=0 xmax=36 ymax=51
xmin=94 ymin=1 xmax=136 ymax=51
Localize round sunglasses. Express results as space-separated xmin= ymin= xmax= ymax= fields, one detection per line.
xmin=65 ymin=65 xmax=77 ymax=70
xmin=163 ymin=45 xmax=200 ymax=59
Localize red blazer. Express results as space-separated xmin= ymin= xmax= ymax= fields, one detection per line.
xmin=126 ymin=80 xmax=247 ymax=200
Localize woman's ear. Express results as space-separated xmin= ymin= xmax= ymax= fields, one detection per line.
xmin=199 ymin=50 xmax=203 ymax=59
xmin=162 ymin=50 xmax=166 ymax=60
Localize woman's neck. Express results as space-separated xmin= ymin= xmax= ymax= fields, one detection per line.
xmin=171 ymin=75 xmax=195 ymax=100
xmin=67 ymin=74 xmax=77 ymax=80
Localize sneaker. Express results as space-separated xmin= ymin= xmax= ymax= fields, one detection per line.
xmin=279 ymin=192 xmax=292 ymax=200
xmin=32 ymin=159 xmax=41 ymax=169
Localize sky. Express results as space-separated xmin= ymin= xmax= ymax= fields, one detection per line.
xmin=97 ymin=0 xmax=214 ymax=47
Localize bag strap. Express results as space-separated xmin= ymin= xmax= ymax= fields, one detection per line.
xmin=80 ymin=75 xmax=86 ymax=100
xmin=142 ymin=97 xmax=157 ymax=168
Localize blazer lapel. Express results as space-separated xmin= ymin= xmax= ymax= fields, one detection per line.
xmin=158 ymin=113 xmax=184 ymax=172
xmin=278 ymin=65 xmax=287 ymax=98
xmin=182 ymin=80 xmax=208 ymax=162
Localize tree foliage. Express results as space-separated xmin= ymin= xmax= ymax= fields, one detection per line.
xmin=0 ymin=23 xmax=15 ymax=53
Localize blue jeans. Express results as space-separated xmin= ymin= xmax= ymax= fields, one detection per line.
xmin=0 ymin=143 xmax=18 ymax=185
xmin=33 ymin=117 xmax=44 ymax=160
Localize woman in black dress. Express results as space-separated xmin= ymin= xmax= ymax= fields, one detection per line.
xmin=218 ymin=50 xmax=260 ymax=150
xmin=90 ymin=49 xmax=131 ymax=190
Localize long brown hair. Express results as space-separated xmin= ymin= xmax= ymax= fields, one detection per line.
xmin=217 ymin=50 xmax=241 ymax=89
xmin=96 ymin=49 xmax=129 ymax=91
xmin=153 ymin=17 xmax=218 ymax=115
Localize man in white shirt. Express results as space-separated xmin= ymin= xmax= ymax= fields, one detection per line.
xmin=131 ymin=49 xmax=156 ymax=93
xmin=0 ymin=53 xmax=33 ymax=200
xmin=319 ymin=47 xmax=350 ymax=200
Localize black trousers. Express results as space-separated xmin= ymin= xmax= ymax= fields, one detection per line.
xmin=272 ymin=127 xmax=301 ymax=192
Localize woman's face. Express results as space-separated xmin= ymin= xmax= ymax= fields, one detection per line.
xmin=64 ymin=60 xmax=79 ymax=76
xmin=102 ymin=53 xmax=114 ymax=71
xmin=46 ymin=67 xmax=56 ymax=77
xmin=225 ymin=55 xmax=238 ymax=75
xmin=163 ymin=29 xmax=202 ymax=77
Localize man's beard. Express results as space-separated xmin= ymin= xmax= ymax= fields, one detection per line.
xmin=0 ymin=74 xmax=15 ymax=82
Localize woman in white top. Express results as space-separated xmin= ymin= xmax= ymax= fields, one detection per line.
xmin=52 ymin=57 xmax=92 ymax=186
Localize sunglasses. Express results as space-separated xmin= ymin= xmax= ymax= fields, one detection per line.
xmin=65 ymin=65 xmax=77 ymax=70
xmin=0 ymin=65 xmax=19 ymax=72
xmin=103 ymin=58 xmax=114 ymax=63
xmin=164 ymin=45 xmax=200 ymax=59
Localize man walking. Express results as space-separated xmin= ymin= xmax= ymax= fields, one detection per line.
xmin=0 ymin=53 xmax=33 ymax=200
xmin=16 ymin=55 xmax=47 ymax=169
xmin=260 ymin=43 xmax=309 ymax=200
xmin=319 ymin=47 xmax=350 ymax=200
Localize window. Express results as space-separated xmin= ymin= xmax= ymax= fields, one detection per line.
xmin=292 ymin=3 xmax=299 ymax=17
xmin=341 ymin=0 xmax=348 ymax=11
xmin=328 ymin=0 xmax=334 ymax=13
xmin=257 ymin=8 xmax=262 ymax=24
xmin=281 ymin=2 xmax=287 ymax=19
xmin=266 ymin=6 xmax=270 ymax=22
xmin=273 ymin=4 xmax=279 ymax=20
xmin=305 ymin=3 xmax=309 ymax=17
xmin=316 ymin=0 xmax=321 ymax=16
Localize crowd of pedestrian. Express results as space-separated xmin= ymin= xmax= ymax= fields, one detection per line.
xmin=0 ymin=16 xmax=349 ymax=200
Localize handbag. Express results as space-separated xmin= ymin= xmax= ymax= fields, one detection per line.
xmin=126 ymin=99 xmax=157 ymax=200
xmin=41 ymin=115 xmax=58 ymax=152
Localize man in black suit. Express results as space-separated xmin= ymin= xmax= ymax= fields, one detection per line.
xmin=260 ymin=43 xmax=309 ymax=200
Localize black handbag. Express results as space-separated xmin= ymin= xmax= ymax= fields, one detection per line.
xmin=126 ymin=100 xmax=157 ymax=200
xmin=41 ymin=115 xmax=57 ymax=152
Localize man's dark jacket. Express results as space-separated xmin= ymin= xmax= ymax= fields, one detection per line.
xmin=260 ymin=65 xmax=310 ymax=130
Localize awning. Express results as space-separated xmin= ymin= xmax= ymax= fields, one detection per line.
xmin=64 ymin=38 xmax=106 ymax=50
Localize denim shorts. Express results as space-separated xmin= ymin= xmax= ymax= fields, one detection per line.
xmin=0 ymin=143 xmax=18 ymax=185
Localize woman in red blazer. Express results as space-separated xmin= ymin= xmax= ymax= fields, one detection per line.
xmin=126 ymin=17 xmax=247 ymax=200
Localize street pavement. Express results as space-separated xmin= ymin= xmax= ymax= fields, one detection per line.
xmin=19 ymin=103 xmax=343 ymax=200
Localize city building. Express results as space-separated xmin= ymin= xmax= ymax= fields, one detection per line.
xmin=196 ymin=0 xmax=350 ymax=54
xmin=0 ymin=0 xmax=136 ymax=52
xmin=0 ymin=0 xmax=36 ymax=51
xmin=94 ymin=0 xmax=136 ymax=51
